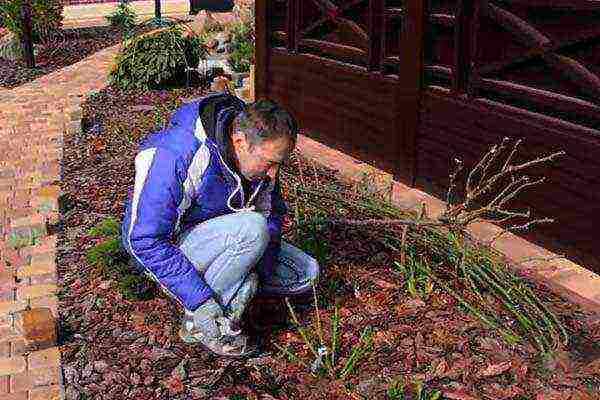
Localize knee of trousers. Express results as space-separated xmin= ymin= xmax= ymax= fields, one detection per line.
xmin=237 ymin=211 xmax=269 ymax=253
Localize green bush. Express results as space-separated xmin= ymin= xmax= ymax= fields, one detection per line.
xmin=86 ymin=238 xmax=130 ymax=272
xmin=108 ymin=24 xmax=207 ymax=91
xmin=86 ymin=237 xmax=156 ymax=301
xmin=88 ymin=217 xmax=122 ymax=239
xmin=105 ymin=0 xmax=137 ymax=38
xmin=0 ymin=0 xmax=63 ymax=43
xmin=226 ymin=20 xmax=254 ymax=73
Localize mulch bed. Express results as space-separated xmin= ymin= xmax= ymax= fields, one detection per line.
xmin=56 ymin=84 xmax=600 ymax=400
xmin=0 ymin=24 xmax=161 ymax=89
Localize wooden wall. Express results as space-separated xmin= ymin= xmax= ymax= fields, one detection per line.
xmin=257 ymin=0 xmax=600 ymax=272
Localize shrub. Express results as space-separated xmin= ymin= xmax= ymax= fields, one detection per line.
xmin=88 ymin=217 xmax=122 ymax=239
xmin=86 ymin=236 xmax=156 ymax=301
xmin=86 ymin=238 xmax=130 ymax=272
xmin=108 ymin=24 xmax=207 ymax=91
xmin=105 ymin=0 xmax=137 ymax=38
xmin=226 ymin=20 xmax=254 ymax=73
xmin=0 ymin=0 xmax=63 ymax=44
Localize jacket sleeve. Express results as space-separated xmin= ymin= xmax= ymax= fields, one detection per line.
xmin=256 ymin=178 xmax=287 ymax=280
xmin=125 ymin=147 xmax=214 ymax=311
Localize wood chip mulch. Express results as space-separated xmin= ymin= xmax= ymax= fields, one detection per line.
xmin=56 ymin=84 xmax=600 ymax=400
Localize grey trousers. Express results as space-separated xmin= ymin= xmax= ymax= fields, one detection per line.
xmin=177 ymin=211 xmax=268 ymax=319
xmin=132 ymin=211 xmax=320 ymax=319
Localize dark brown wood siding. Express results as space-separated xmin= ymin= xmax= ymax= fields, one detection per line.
xmin=257 ymin=0 xmax=600 ymax=272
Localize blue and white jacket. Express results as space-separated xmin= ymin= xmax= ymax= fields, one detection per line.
xmin=121 ymin=93 xmax=287 ymax=311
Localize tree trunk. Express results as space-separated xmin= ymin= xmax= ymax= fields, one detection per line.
xmin=20 ymin=0 xmax=35 ymax=68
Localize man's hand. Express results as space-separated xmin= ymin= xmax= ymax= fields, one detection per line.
xmin=186 ymin=297 xmax=224 ymax=337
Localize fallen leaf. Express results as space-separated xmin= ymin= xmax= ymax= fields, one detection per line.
xmin=372 ymin=278 xmax=398 ymax=290
xmin=478 ymin=361 xmax=511 ymax=378
xmin=582 ymin=357 xmax=600 ymax=375
xmin=443 ymin=389 xmax=480 ymax=400
xmin=162 ymin=375 xmax=184 ymax=395
xmin=482 ymin=383 xmax=525 ymax=399
xmin=535 ymin=389 xmax=565 ymax=400
xmin=511 ymin=358 xmax=528 ymax=382
xmin=90 ymin=137 xmax=106 ymax=153
xmin=427 ymin=357 xmax=449 ymax=380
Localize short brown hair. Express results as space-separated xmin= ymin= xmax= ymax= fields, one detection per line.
xmin=232 ymin=98 xmax=298 ymax=148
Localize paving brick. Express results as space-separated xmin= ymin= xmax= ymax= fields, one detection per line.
xmin=0 ymin=270 xmax=15 ymax=289
xmin=29 ymin=385 xmax=62 ymax=400
xmin=0 ymin=375 xmax=8 ymax=393
xmin=2 ymin=249 xmax=27 ymax=269
xmin=29 ymin=273 xmax=57 ymax=286
xmin=0 ymin=300 xmax=28 ymax=317
xmin=13 ymin=308 xmax=56 ymax=351
xmin=19 ymin=239 xmax=57 ymax=259
xmin=0 ymin=190 xmax=13 ymax=205
xmin=12 ymin=189 xmax=31 ymax=205
xmin=28 ymin=346 xmax=61 ymax=370
xmin=0 ymin=326 xmax=20 ymax=342
xmin=10 ymin=339 xmax=26 ymax=356
xmin=2 ymin=391 xmax=28 ymax=400
xmin=15 ymin=255 xmax=55 ymax=278
xmin=5 ymin=208 xmax=33 ymax=223
xmin=9 ymin=215 xmax=46 ymax=231
xmin=0 ymin=290 xmax=15 ymax=304
xmin=0 ymin=314 xmax=13 ymax=328
xmin=30 ymin=196 xmax=59 ymax=215
xmin=16 ymin=284 xmax=57 ymax=301
xmin=0 ymin=342 xmax=9 ymax=358
xmin=29 ymin=297 xmax=58 ymax=318
xmin=10 ymin=366 xmax=60 ymax=392
xmin=0 ymin=355 xmax=27 ymax=376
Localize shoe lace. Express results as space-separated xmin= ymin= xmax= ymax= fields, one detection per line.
xmin=217 ymin=317 xmax=242 ymax=336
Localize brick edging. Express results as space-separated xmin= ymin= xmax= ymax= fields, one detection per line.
xmin=295 ymin=135 xmax=600 ymax=314
xmin=0 ymin=23 xmax=216 ymax=399
xmin=0 ymin=36 xmax=133 ymax=400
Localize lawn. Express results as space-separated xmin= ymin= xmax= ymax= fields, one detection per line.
xmin=52 ymin=81 xmax=600 ymax=400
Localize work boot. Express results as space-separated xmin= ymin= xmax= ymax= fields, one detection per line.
xmin=179 ymin=298 xmax=258 ymax=358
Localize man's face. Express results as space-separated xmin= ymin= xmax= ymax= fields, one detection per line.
xmin=233 ymin=133 xmax=293 ymax=182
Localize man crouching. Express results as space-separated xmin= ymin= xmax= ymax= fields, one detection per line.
xmin=121 ymin=93 xmax=319 ymax=358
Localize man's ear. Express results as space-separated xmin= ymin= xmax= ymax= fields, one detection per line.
xmin=231 ymin=132 xmax=249 ymax=152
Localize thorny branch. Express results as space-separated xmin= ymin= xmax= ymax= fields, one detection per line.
xmin=332 ymin=137 xmax=565 ymax=249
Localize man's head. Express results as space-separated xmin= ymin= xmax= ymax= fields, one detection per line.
xmin=230 ymin=99 xmax=298 ymax=182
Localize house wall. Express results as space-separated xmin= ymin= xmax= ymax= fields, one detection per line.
xmin=256 ymin=0 xmax=600 ymax=272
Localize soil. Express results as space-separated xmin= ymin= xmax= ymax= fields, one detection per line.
xmin=0 ymin=24 xmax=167 ymax=89
xmin=54 ymin=83 xmax=600 ymax=400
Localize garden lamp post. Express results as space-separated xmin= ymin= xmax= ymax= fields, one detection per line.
xmin=154 ymin=0 xmax=161 ymax=20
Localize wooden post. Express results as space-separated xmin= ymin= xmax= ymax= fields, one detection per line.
xmin=397 ymin=0 xmax=426 ymax=186
xmin=254 ymin=0 xmax=269 ymax=99
xmin=286 ymin=0 xmax=300 ymax=53
xmin=20 ymin=0 xmax=35 ymax=68
xmin=453 ymin=0 xmax=478 ymax=94
xmin=367 ymin=0 xmax=385 ymax=72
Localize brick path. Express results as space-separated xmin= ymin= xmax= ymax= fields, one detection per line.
xmin=0 ymin=42 xmax=123 ymax=400
xmin=62 ymin=0 xmax=192 ymax=29
xmin=1 ymin=10 xmax=598 ymax=399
